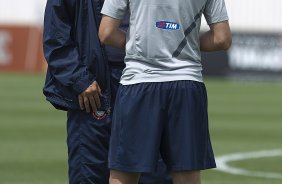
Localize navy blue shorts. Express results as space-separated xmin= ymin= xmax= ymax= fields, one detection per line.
xmin=109 ymin=80 xmax=216 ymax=172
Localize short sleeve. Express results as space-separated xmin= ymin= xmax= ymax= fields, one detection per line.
xmin=101 ymin=0 xmax=129 ymax=20
xmin=204 ymin=0 xmax=229 ymax=25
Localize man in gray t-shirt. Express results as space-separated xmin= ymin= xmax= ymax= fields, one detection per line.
xmin=99 ymin=0 xmax=231 ymax=183
xmin=100 ymin=0 xmax=229 ymax=85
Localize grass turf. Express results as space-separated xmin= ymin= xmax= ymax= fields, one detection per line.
xmin=0 ymin=73 xmax=281 ymax=184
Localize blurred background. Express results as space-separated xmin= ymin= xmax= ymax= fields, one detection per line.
xmin=0 ymin=0 xmax=281 ymax=184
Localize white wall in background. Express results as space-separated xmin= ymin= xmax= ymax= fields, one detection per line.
xmin=0 ymin=0 xmax=281 ymax=32
xmin=0 ymin=0 xmax=47 ymax=26
xmin=202 ymin=0 xmax=282 ymax=33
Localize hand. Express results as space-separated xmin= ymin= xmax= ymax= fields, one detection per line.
xmin=78 ymin=81 xmax=102 ymax=113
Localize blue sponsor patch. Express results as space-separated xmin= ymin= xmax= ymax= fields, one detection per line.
xmin=156 ymin=21 xmax=180 ymax=30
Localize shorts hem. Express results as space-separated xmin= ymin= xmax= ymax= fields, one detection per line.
xmin=169 ymin=164 xmax=217 ymax=172
xmin=109 ymin=163 xmax=216 ymax=173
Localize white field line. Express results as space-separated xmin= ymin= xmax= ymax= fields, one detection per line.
xmin=215 ymin=149 xmax=282 ymax=179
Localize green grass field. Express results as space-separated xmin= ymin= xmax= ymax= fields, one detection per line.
xmin=0 ymin=73 xmax=282 ymax=184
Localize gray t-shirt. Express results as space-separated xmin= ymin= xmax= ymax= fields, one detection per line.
xmin=102 ymin=0 xmax=229 ymax=85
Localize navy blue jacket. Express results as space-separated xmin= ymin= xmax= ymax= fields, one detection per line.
xmin=43 ymin=0 xmax=109 ymax=110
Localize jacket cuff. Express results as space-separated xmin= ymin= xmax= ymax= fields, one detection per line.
xmin=72 ymin=73 xmax=96 ymax=95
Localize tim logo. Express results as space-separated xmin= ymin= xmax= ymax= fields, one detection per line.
xmin=156 ymin=21 xmax=180 ymax=30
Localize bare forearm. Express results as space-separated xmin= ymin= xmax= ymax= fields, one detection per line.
xmin=200 ymin=31 xmax=217 ymax=52
xmin=200 ymin=30 xmax=231 ymax=52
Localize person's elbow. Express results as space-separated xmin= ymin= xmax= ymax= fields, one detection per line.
xmin=211 ymin=21 xmax=232 ymax=50
xmin=99 ymin=26 xmax=113 ymax=45
xmin=215 ymin=33 xmax=232 ymax=50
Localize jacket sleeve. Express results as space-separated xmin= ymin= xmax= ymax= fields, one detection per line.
xmin=43 ymin=0 xmax=95 ymax=95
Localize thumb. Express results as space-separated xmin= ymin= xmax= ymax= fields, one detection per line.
xmin=97 ymin=84 xmax=102 ymax=96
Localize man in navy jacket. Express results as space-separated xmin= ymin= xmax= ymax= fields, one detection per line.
xmin=43 ymin=0 xmax=111 ymax=183
xmin=43 ymin=0 xmax=171 ymax=183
